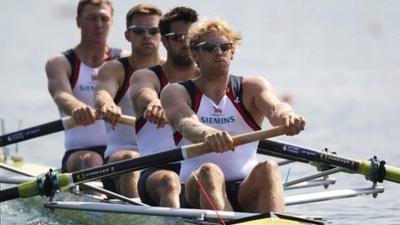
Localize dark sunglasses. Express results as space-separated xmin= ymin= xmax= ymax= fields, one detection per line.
xmin=128 ymin=25 xmax=160 ymax=36
xmin=195 ymin=41 xmax=233 ymax=52
xmin=164 ymin=32 xmax=189 ymax=42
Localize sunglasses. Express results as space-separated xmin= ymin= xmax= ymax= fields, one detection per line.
xmin=128 ymin=25 xmax=160 ymax=36
xmin=164 ymin=32 xmax=189 ymax=42
xmin=195 ymin=41 xmax=233 ymax=52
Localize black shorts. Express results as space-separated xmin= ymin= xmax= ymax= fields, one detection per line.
xmin=101 ymin=157 xmax=118 ymax=193
xmin=138 ymin=163 xmax=181 ymax=206
xmin=61 ymin=146 xmax=106 ymax=172
xmin=181 ymin=179 xmax=244 ymax=212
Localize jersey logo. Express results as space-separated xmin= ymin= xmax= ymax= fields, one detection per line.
xmin=234 ymin=96 xmax=240 ymax=104
xmin=91 ymin=73 xmax=98 ymax=82
xmin=213 ymin=106 xmax=222 ymax=114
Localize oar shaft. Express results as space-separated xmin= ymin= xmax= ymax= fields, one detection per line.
xmin=359 ymin=160 xmax=400 ymax=184
xmin=258 ymin=139 xmax=400 ymax=184
xmin=70 ymin=148 xmax=183 ymax=185
xmin=0 ymin=187 xmax=19 ymax=202
xmin=0 ymin=115 xmax=136 ymax=147
xmin=0 ymin=120 xmax=64 ymax=147
xmin=185 ymin=126 xmax=287 ymax=158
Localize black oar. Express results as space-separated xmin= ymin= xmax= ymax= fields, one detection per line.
xmin=0 ymin=115 xmax=135 ymax=147
xmin=0 ymin=126 xmax=287 ymax=202
xmin=257 ymin=139 xmax=400 ymax=184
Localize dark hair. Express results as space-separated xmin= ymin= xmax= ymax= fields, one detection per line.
xmin=159 ymin=7 xmax=198 ymax=35
xmin=126 ymin=3 xmax=162 ymax=29
xmin=77 ymin=0 xmax=114 ymax=18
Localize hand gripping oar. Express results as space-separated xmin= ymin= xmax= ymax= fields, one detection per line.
xmin=0 ymin=115 xmax=136 ymax=147
xmin=257 ymin=139 xmax=400 ymax=184
xmin=0 ymin=126 xmax=287 ymax=202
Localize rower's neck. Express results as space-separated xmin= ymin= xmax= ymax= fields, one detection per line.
xmin=75 ymin=42 xmax=109 ymax=68
xmin=162 ymin=61 xmax=198 ymax=83
xmin=195 ymin=73 xmax=229 ymax=104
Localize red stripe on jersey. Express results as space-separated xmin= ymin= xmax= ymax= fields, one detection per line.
xmin=70 ymin=57 xmax=81 ymax=89
xmin=226 ymin=85 xmax=260 ymax=131
xmin=135 ymin=117 xmax=146 ymax=133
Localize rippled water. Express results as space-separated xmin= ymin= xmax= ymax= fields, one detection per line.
xmin=1 ymin=1 xmax=399 ymax=224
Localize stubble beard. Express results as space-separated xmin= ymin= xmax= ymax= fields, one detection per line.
xmin=170 ymin=50 xmax=193 ymax=67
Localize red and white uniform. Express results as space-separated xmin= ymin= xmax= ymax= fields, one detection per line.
xmin=175 ymin=75 xmax=261 ymax=182
xmin=104 ymin=57 xmax=137 ymax=158
xmin=61 ymin=48 xmax=121 ymax=151
xmin=135 ymin=65 xmax=176 ymax=156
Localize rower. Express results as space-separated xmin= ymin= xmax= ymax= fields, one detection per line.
xmin=45 ymin=0 xmax=126 ymax=173
xmin=94 ymin=3 xmax=163 ymax=198
xmin=131 ymin=7 xmax=199 ymax=207
xmin=161 ymin=18 xmax=305 ymax=213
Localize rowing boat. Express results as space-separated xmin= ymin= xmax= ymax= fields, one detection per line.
xmin=1 ymin=121 xmax=398 ymax=225
xmin=0 ymin=156 xmax=168 ymax=225
xmin=0 ymin=155 xmax=323 ymax=225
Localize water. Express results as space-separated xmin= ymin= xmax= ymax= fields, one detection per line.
xmin=1 ymin=1 xmax=399 ymax=224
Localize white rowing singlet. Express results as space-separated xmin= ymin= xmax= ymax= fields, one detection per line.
xmin=175 ymin=75 xmax=261 ymax=182
xmin=104 ymin=57 xmax=137 ymax=158
xmin=61 ymin=48 xmax=121 ymax=151
xmin=135 ymin=65 xmax=176 ymax=156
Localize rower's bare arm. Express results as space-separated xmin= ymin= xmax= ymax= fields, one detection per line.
xmin=161 ymin=83 xmax=203 ymax=141
xmin=244 ymin=76 xmax=305 ymax=135
xmin=161 ymin=84 xmax=233 ymax=152
xmin=130 ymin=69 xmax=166 ymax=127
xmin=94 ymin=61 xmax=123 ymax=127
xmin=45 ymin=55 xmax=96 ymax=125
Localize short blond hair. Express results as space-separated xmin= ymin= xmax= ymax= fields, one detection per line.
xmin=77 ymin=0 xmax=113 ymax=18
xmin=126 ymin=3 xmax=162 ymax=28
xmin=189 ymin=18 xmax=241 ymax=50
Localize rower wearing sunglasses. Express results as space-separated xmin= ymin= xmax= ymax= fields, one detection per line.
xmin=94 ymin=3 xmax=163 ymax=198
xmin=130 ymin=7 xmax=199 ymax=208
xmin=161 ymin=19 xmax=305 ymax=213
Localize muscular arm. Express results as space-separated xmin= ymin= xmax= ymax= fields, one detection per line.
xmin=161 ymin=84 xmax=233 ymax=151
xmin=46 ymin=55 xmax=96 ymax=125
xmin=94 ymin=60 xmax=124 ymax=127
xmin=130 ymin=69 xmax=166 ymax=127
xmin=243 ymin=76 xmax=305 ymax=135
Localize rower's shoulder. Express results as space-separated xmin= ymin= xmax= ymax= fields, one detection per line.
xmin=98 ymin=59 xmax=125 ymax=80
xmin=242 ymin=75 xmax=272 ymax=89
xmin=131 ymin=67 xmax=159 ymax=82
xmin=162 ymin=82 xmax=187 ymax=97
xmin=45 ymin=53 xmax=71 ymax=77
xmin=101 ymin=58 xmax=125 ymax=71
xmin=46 ymin=53 xmax=69 ymax=66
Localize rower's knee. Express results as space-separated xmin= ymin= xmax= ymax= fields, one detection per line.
xmin=81 ymin=152 xmax=103 ymax=168
xmin=121 ymin=151 xmax=140 ymax=160
xmin=159 ymin=172 xmax=181 ymax=193
xmin=199 ymin=163 xmax=223 ymax=177
xmin=253 ymin=161 xmax=280 ymax=177
xmin=198 ymin=163 xmax=224 ymax=186
xmin=109 ymin=150 xmax=139 ymax=162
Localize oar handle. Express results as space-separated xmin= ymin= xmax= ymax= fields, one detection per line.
xmin=62 ymin=115 xmax=136 ymax=129
xmin=185 ymin=126 xmax=287 ymax=158
xmin=61 ymin=117 xmax=78 ymax=129
xmin=117 ymin=115 xmax=136 ymax=127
